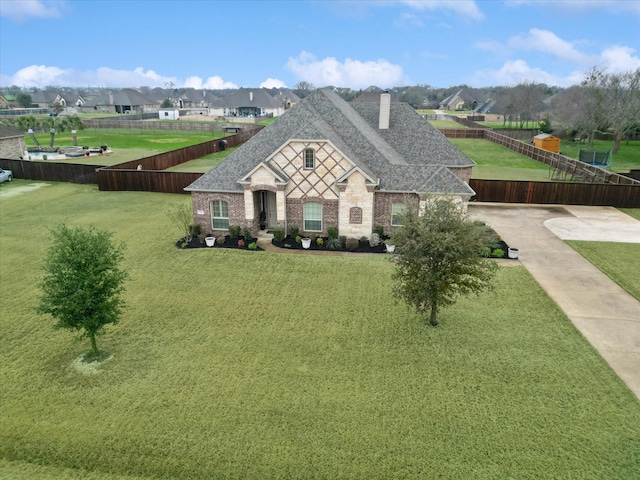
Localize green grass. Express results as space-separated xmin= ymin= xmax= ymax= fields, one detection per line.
xmin=620 ymin=208 xmax=640 ymax=221
xmin=1 ymin=182 xmax=639 ymax=479
xmin=450 ymin=138 xmax=554 ymax=181
xmin=428 ymin=119 xmax=467 ymax=129
xmin=565 ymin=240 xmax=640 ymax=301
xmin=26 ymin=128 xmax=224 ymax=151
xmin=477 ymin=121 xmax=539 ymax=129
xmin=164 ymin=146 xmax=239 ymax=173
xmin=559 ymin=139 xmax=640 ymax=173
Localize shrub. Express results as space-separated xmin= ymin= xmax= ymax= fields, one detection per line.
xmin=188 ymin=223 xmax=201 ymax=239
xmin=243 ymin=227 xmax=253 ymax=242
xmin=374 ymin=225 xmax=384 ymax=238
xmin=479 ymin=246 xmax=492 ymax=258
xmin=339 ymin=235 xmax=346 ymax=247
xmin=316 ymin=237 xmax=324 ymax=246
xmin=327 ymin=226 xmax=338 ymax=239
xmin=289 ymin=225 xmax=299 ymax=238
xmin=345 ymin=237 xmax=359 ymax=251
xmin=216 ymin=235 xmax=226 ymax=246
xmin=237 ymin=239 xmax=245 ymax=248
xmin=492 ymin=248 xmax=505 ymax=258
xmin=295 ymin=235 xmax=302 ymax=244
xmin=248 ymin=242 xmax=257 ymax=250
xmin=326 ymin=236 xmax=342 ymax=250
xmin=369 ymin=233 xmax=380 ymax=247
xmin=359 ymin=236 xmax=369 ymax=245
xmin=273 ymin=228 xmax=285 ymax=242
xmin=228 ymin=225 xmax=241 ymax=239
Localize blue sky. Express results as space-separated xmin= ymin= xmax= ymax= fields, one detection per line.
xmin=1 ymin=0 xmax=638 ymax=90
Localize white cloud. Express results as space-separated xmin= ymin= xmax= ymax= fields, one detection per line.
xmin=472 ymin=59 xmax=583 ymax=87
xmin=184 ymin=75 xmax=238 ymax=89
xmin=259 ymin=78 xmax=287 ymax=89
xmin=2 ymin=65 xmax=239 ymax=89
xmin=474 ymin=40 xmax=510 ymax=56
xmin=285 ymin=51 xmax=407 ymax=89
xmin=508 ymin=28 xmax=590 ymax=63
xmin=397 ymin=0 xmax=484 ymax=21
xmin=0 ymin=0 xmax=64 ymax=21
xmin=598 ymin=45 xmax=640 ymax=72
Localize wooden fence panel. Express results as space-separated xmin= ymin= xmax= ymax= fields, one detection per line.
xmin=0 ymin=158 xmax=98 ymax=184
xmin=96 ymin=169 xmax=202 ymax=194
xmin=470 ymin=179 xmax=640 ymax=207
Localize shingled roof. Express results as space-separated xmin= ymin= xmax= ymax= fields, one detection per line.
xmin=186 ymin=88 xmax=474 ymax=195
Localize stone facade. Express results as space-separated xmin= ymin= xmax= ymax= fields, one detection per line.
xmin=337 ymin=170 xmax=375 ymax=238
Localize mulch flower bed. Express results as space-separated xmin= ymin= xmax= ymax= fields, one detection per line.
xmin=272 ymin=235 xmax=390 ymax=254
xmin=175 ymin=235 xmax=262 ymax=251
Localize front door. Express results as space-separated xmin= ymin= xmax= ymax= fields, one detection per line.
xmin=266 ymin=191 xmax=277 ymax=228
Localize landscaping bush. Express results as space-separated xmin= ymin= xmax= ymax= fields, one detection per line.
xmin=243 ymin=227 xmax=253 ymax=242
xmin=248 ymin=242 xmax=257 ymax=250
xmin=295 ymin=235 xmax=302 ymax=244
xmin=316 ymin=237 xmax=324 ymax=246
xmin=326 ymin=236 xmax=342 ymax=250
xmin=228 ymin=225 xmax=241 ymax=239
xmin=237 ymin=239 xmax=245 ymax=248
xmin=216 ymin=235 xmax=226 ymax=246
xmin=373 ymin=225 xmax=384 ymax=238
xmin=327 ymin=226 xmax=338 ymax=239
xmin=492 ymin=248 xmax=505 ymax=258
xmin=289 ymin=225 xmax=300 ymax=238
xmin=189 ymin=223 xmax=202 ymax=239
xmin=345 ymin=237 xmax=359 ymax=251
xmin=273 ymin=228 xmax=285 ymax=242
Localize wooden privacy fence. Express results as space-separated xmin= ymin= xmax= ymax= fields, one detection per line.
xmin=0 ymin=158 xmax=98 ymax=184
xmin=96 ymin=170 xmax=202 ymax=194
xmin=470 ymin=179 xmax=640 ymax=208
xmin=95 ymin=127 xmax=263 ymax=192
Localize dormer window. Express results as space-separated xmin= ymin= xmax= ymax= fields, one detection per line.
xmin=304 ymin=148 xmax=315 ymax=169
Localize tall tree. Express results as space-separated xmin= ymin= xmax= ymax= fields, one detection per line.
xmin=16 ymin=92 xmax=32 ymax=108
xmin=391 ymin=198 xmax=498 ymax=326
xmin=292 ymin=81 xmax=315 ymax=99
xmin=37 ymin=225 xmax=128 ymax=359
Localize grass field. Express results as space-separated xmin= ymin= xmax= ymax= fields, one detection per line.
xmin=1 ymin=181 xmax=639 ymax=479
xmin=449 ymin=138 xmax=554 ymax=181
xmin=164 ymin=146 xmax=239 ymax=173
xmin=565 ymin=240 xmax=640 ymax=302
xmin=559 ymin=139 xmax=640 ymax=173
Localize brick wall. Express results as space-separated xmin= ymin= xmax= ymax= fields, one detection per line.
xmin=286 ymin=196 xmax=338 ymax=236
xmin=191 ymin=192 xmax=246 ymax=236
xmin=373 ymin=192 xmax=420 ymax=236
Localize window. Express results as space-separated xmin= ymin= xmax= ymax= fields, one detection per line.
xmin=211 ymin=200 xmax=229 ymax=229
xmin=391 ymin=203 xmax=406 ymax=226
xmin=304 ymin=148 xmax=315 ymax=169
xmin=303 ymin=202 xmax=322 ymax=232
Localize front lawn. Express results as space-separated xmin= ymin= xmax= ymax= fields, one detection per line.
xmin=1 ymin=182 xmax=639 ymax=479
xmin=565 ymin=240 xmax=640 ymax=302
xmin=450 ymin=138 xmax=554 ymax=181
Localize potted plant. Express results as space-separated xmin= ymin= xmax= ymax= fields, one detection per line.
xmin=205 ymin=236 xmax=216 ymax=247
xmin=385 ymin=243 xmax=396 ymax=253
xmin=301 ymin=237 xmax=312 ymax=249
xmin=508 ymin=247 xmax=519 ymax=259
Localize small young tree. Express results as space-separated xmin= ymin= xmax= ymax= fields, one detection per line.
xmin=166 ymin=202 xmax=194 ymax=240
xmin=391 ymin=197 xmax=498 ymax=326
xmin=37 ymin=225 xmax=128 ymax=359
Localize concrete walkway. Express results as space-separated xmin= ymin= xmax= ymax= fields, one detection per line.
xmin=468 ymin=204 xmax=640 ymax=399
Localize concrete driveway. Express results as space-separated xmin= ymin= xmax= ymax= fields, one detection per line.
xmin=468 ymin=203 xmax=640 ymax=399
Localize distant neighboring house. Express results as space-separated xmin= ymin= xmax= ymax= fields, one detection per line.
xmin=271 ymin=89 xmax=301 ymax=111
xmin=208 ymin=88 xmax=285 ymax=118
xmin=185 ymin=89 xmax=475 ymax=238
xmin=81 ymin=88 xmax=158 ymax=114
xmin=439 ymin=89 xmax=484 ymax=111
xmin=0 ymin=95 xmax=10 ymax=109
xmin=0 ymin=125 xmax=26 ymax=159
